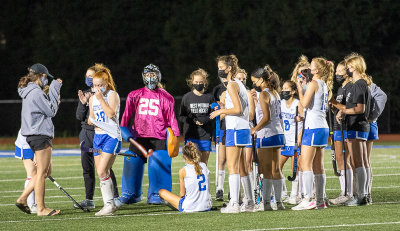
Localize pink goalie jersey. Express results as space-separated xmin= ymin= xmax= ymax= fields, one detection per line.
xmin=120 ymin=87 xmax=180 ymax=140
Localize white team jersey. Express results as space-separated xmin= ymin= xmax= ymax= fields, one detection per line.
xmin=15 ymin=129 xmax=30 ymax=149
xmin=90 ymin=90 xmax=122 ymax=140
xmin=182 ymin=162 xmax=212 ymax=212
xmin=225 ymin=79 xmax=250 ymax=130
xmin=255 ymin=88 xmax=283 ymax=139
xmin=281 ymin=99 xmax=303 ymax=146
xmin=305 ymin=79 xmax=329 ymax=129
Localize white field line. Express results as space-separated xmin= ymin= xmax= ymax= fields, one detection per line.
xmin=241 ymin=221 xmax=400 ymax=231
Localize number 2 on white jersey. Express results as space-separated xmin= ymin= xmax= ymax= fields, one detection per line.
xmin=138 ymin=98 xmax=159 ymax=116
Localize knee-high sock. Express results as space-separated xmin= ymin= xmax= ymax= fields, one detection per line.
xmin=356 ymin=167 xmax=367 ymax=197
xmin=217 ymin=170 xmax=225 ymax=191
xmin=248 ymin=170 xmax=254 ymax=198
xmin=345 ymin=169 xmax=353 ymax=196
xmin=100 ymin=175 xmax=114 ymax=205
xmin=272 ymin=179 xmax=283 ymax=202
xmin=229 ymin=174 xmax=240 ymax=205
xmin=241 ymin=175 xmax=253 ymax=203
xmin=262 ymin=178 xmax=273 ymax=203
xmin=365 ymin=167 xmax=371 ymax=195
xmin=298 ymin=171 xmax=303 ymax=198
xmin=353 ymin=170 xmax=358 ymax=197
xmin=282 ymin=176 xmax=287 ymax=197
xmin=339 ymin=170 xmax=345 ymax=196
xmin=368 ymin=168 xmax=372 ymax=195
xmin=25 ymin=177 xmax=35 ymax=207
xmin=290 ymin=177 xmax=299 ymax=198
xmin=314 ymin=174 xmax=326 ymax=202
xmin=302 ymin=171 xmax=314 ymax=199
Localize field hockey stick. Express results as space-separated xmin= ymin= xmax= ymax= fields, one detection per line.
xmin=340 ymin=119 xmax=347 ymax=195
xmin=48 ymin=176 xmax=90 ymax=212
xmin=128 ymin=137 xmax=153 ymax=158
xmin=288 ymin=106 xmax=299 ymax=181
xmin=328 ymin=106 xmax=341 ymax=176
xmin=80 ymin=141 xmax=139 ymax=157
xmin=211 ymin=102 xmax=220 ymax=187
xmin=251 ymin=134 xmax=262 ymax=204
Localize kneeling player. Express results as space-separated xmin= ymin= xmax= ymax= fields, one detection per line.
xmin=159 ymin=142 xmax=212 ymax=212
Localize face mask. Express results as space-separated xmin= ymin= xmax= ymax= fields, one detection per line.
xmin=305 ymin=69 xmax=314 ymax=82
xmin=94 ymin=87 xmax=107 ymax=94
xmin=193 ymin=84 xmax=204 ymax=92
xmin=346 ymin=68 xmax=353 ymax=78
xmin=218 ymin=69 xmax=228 ymax=79
xmin=40 ymin=76 xmax=48 ymax=87
xmin=241 ymin=80 xmax=246 ymax=86
xmin=252 ymin=83 xmax=262 ymax=92
xmin=335 ymin=75 xmax=344 ymax=83
xmin=85 ymin=77 xmax=93 ymax=87
xmin=144 ymin=77 xmax=158 ymax=90
xmin=281 ymin=91 xmax=291 ymax=100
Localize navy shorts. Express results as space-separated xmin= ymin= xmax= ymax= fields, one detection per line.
xmin=93 ymin=133 xmax=122 ymax=156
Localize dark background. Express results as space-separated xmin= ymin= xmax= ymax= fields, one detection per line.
xmin=1 ymin=0 xmax=399 ymax=136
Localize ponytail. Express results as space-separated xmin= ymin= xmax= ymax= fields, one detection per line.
xmin=312 ymin=57 xmax=334 ymax=99
xmin=17 ymin=72 xmax=41 ymax=89
xmin=290 ymin=55 xmax=310 ymax=82
xmin=251 ymin=65 xmax=281 ymax=96
xmin=92 ymin=64 xmax=116 ymax=91
xmin=182 ymin=142 xmax=202 ymax=176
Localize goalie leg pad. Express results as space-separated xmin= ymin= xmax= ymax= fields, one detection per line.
xmin=120 ymin=151 xmax=145 ymax=204
xmin=147 ymin=150 xmax=172 ymax=204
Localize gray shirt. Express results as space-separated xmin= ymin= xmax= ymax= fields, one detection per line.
xmin=18 ymin=80 xmax=62 ymax=138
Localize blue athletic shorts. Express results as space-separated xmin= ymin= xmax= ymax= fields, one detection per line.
xmin=333 ymin=130 xmax=347 ymax=142
xmin=14 ymin=146 xmax=34 ymax=159
xmin=226 ymin=129 xmax=251 ymax=147
xmin=281 ymin=145 xmax=301 ymax=156
xmin=367 ymin=122 xmax=379 ymax=141
xmin=347 ymin=130 xmax=369 ymax=141
xmin=218 ymin=130 xmax=226 ymax=145
xmin=179 ymin=196 xmax=185 ymax=212
xmin=256 ymin=134 xmax=285 ymax=148
xmin=185 ymin=139 xmax=211 ymax=152
xmin=302 ymin=128 xmax=329 ymax=147
xmin=93 ymin=133 xmax=122 ymax=156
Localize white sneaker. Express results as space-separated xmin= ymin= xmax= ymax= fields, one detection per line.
xmin=220 ymin=202 xmax=240 ymax=214
xmin=291 ymin=198 xmax=316 ymax=210
xmin=329 ymin=195 xmax=350 ymax=205
xmin=29 ymin=204 xmax=37 ymax=214
xmin=240 ymin=201 xmax=255 ymax=212
xmin=287 ymin=196 xmax=301 ymax=205
xmin=114 ymin=197 xmax=122 ymax=209
xmin=95 ymin=202 xmax=118 ymax=216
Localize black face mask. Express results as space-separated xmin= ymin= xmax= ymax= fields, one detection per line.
xmin=218 ymin=69 xmax=228 ymax=79
xmin=252 ymin=83 xmax=262 ymax=92
xmin=281 ymin=91 xmax=291 ymax=100
xmin=193 ymin=84 xmax=204 ymax=92
xmin=335 ymin=75 xmax=344 ymax=83
xmin=303 ymin=68 xmax=314 ymax=83
xmin=346 ymin=68 xmax=353 ymax=78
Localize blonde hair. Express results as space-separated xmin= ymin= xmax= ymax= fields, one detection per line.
xmin=344 ymin=52 xmax=372 ymax=86
xmin=216 ymin=54 xmax=239 ymax=78
xmin=236 ymin=68 xmax=248 ymax=79
xmin=312 ymin=57 xmax=334 ymax=99
xmin=290 ymin=55 xmax=310 ymax=82
xmin=92 ymin=64 xmax=116 ymax=91
xmin=182 ymin=142 xmax=202 ymax=176
xmin=186 ymin=68 xmax=209 ymax=90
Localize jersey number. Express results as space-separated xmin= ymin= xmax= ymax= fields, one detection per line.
xmin=284 ymin=120 xmax=290 ymax=131
xmin=197 ymin=174 xmax=206 ymax=191
xmin=96 ymin=111 xmax=106 ymax=122
xmin=321 ymin=93 xmax=328 ymax=112
xmin=138 ymin=98 xmax=159 ymax=116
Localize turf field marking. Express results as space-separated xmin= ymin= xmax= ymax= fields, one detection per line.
xmin=241 ymin=221 xmax=400 ymax=231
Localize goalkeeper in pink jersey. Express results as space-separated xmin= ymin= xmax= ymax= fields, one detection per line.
xmin=120 ymin=64 xmax=180 ymax=204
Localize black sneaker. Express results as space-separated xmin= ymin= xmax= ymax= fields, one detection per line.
xmin=216 ymin=190 xmax=224 ymax=201
xmin=359 ymin=196 xmax=369 ymax=206
xmin=74 ymin=199 xmax=95 ymax=209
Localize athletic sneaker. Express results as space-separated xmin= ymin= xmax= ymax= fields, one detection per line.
xmin=114 ymin=197 xmax=122 ymax=209
xmin=220 ymin=202 xmax=240 ymax=213
xmin=29 ymin=204 xmax=37 ymax=214
xmin=291 ymin=198 xmax=316 ymax=210
xmin=276 ymin=202 xmax=285 ymax=210
xmin=240 ymin=201 xmax=255 ymax=212
xmin=147 ymin=194 xmax=162 ymax=204
xmin=216 ymin=190 xmax=224 ymax=201
xmin=95 ymin=202 xmax=117 ymax=216
xmin=255 ymin=203 xmax=264 ymax=211
xmin=74 ymin=199 xmax=95 ymax=209
xmin=359 ymin=196 xmax=369 ymax=206
xmin=367 ymin=194 xmax=372 ymax=205
xmin=263 ymin=202 xmax=273 ymax=211
xmin=316 ymin=200 xmax=327 ymax=209
xmin=344 ymin=197 xmax=360 ymax=206
xmin=329 ymin=195 xmax=351 ymax=205
xmin=286 ymin=196 xmax=301 ymax=205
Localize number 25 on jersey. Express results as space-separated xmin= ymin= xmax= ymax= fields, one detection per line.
xmin=138 ymin=98 xmax=159 ymax=116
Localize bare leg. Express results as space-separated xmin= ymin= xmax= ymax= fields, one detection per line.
xmin=159 ymin=189 xmax=180 ymax=210
xmin=218 ymin=144 xmax=226 ymax=171
xmin=200 ymin=151 xmax=210 ymax=165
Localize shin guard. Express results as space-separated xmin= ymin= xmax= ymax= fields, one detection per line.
xmin=120 ymin=151 xmax=145 ymax=204
xmin=147 ymin=150 xmax=171 ymax=204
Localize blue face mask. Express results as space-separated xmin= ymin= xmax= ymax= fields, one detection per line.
xmin=94 ymin=87 xmax=107 ymax=94
xmin=40 ymin=76 xmax=48 ymax=87
xmin=85 ymin=77 xmax=93 ymax=87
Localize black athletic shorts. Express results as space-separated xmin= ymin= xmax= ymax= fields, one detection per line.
xmin=26 ymin=135 xmax=53 ymax=151
xmin=129 ymin=138 xmax=166 ymax=163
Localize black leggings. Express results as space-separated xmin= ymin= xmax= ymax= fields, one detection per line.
xmin=79 ymin=128 xmax=119 ymax=200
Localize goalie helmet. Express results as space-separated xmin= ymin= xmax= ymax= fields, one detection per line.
xmin=142 ymin=64 xmax=162 ymax=90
